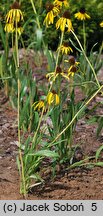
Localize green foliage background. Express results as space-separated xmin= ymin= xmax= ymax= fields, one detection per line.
xmin=0 ymin=0 xmax=103 ymax=51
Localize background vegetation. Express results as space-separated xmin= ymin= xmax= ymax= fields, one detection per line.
xmin=0 ymin=0 xmax=103 ymax=51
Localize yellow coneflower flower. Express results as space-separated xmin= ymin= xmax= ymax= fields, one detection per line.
xmin=56 ymin=11 xmax=73 ymax=32
xmin=33 ymin=100 xmax=45 ymax=111
xmin=47 ymin=91 xmax=60 ymax=105
xmin=5 ymin=23 xmax=23 ymax=35
xmin=100 ymin=21 xmax=103 ymax=27
xmin=68 ymin=65 xmax=78 ymax=77
xmin=4 ymin=23 xmax=14 ymax=33
xmin=58 ymin=42 xmax=73 ymax=54
xmin=46 ymin=66 xmax=70 ymax=82
xmin=54 ymin=0 xmax=69 ymax=8
xmin=66 ymin=56 xmax=79 ymax=77
xmin=75 ymin=8 xmax=90 ymax=20
xmin=5 ymin=1 xmax=23 ymax=24
xmin=5 ymin=1 xmax=23 ymax=34
xmin=4 ymin=22 xmax=23 ymax=35
xmin=44 ymin=2 xmax=59 ymax=27
xmin=65 ymin=56 xmax=79 ymax=66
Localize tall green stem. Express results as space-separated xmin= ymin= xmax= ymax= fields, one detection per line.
xmin=32 ymin=79 xmax=54 ymax=148
xmin=30 ymin=0 xmax=45 ymax=49
xmin=83 ymin=20 xmax=86 ymax=53
xmin=55 ymin=31 xmax=64 ymax=70
xmin=30 ymin=0 xmax=41 ymax=29
xmin=55 ymin=31 xmax=64 ymax=96
xmin=71 ymin=30 xmax=100 ymax=88
xmin=50 ymin=85 xmax=103 ymax=145
xmin=15 ymin=22 xmax=26 ymax=196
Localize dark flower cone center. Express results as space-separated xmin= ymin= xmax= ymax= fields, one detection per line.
xmin=70 ymin=66 xmax=77 ymax=72
xmin=11 ymin=1 xmax=20 ymax=9
xmin=69 ymin=57 xmax=75 ymax=65
xmin=56 ymin=66 xmax=62 ymax=74
xmin=63 ymin=42 xmax=69 ymax=47
xmin=80 ymin=7 xmax=86 ymax=14
xmin=52 ymin=90 xmax=56 ymax=94
xmin=46 ymin=3 xmax=54 ymax=12
xmin=63 ymin=11 xmax=71 ymax=19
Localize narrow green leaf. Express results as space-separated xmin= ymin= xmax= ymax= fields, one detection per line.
xmin=44 ymin=49 xmax=55 ymax=71
xmin=16 ymin=156 xmax=21 ymax=174
xmin=29 ymin=149 xmax=59 ymax=158
xmin=29 ymin=173 xmax=43 ymax=182
xmin=19 ymin=96 xmax=30 ymax=128
xmin=94 ymin=162 xmax=103 ymax=167
xmin=96 ymin=116 xmax=103 ymax=136
xmin=96 ymin=145 xmax=103 ymax=162
xmin=0 ymin=21 xmax=6 ymax=50
xmin=36 ymin=28 xmax=42 ymax=49
xmin=68 ymin=157 xmax=94 ymax=169
xmin=34 ymin=111 xmax=39 ymax=124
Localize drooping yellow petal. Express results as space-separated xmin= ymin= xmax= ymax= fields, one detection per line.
xmin=58 ymin=43 xmax=73 ymax=55
xmin=56 ymin=16 xmax=73 ymax=32
xmin=66 ymin=19 xmax=73 ymax=32
xmin=33 ymin=101 xmax=45 ymax=111
xmin=6 ymin=9 xmax=23 ymax=23
xmin=55 ymin=93 xmax=60 ymax=105
xmin=75 ymin=12 xmax=90 ymax=20
xmin=100 ymin=21 xmax=103 ymax=27
xmin=47 ymin=92 xmax=54 ymax=105
xmin=62 ymin=18 xmax=67 ymax=31
xmin=4 ymin=23 xmax=14 ymax=33
xmin=54 ymin=0 xmax=69 ymax=8
xmin=47 ymin=92 xmax=60 ymax=105
xmin=61 ymin=73 xmax=70 ymax=81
